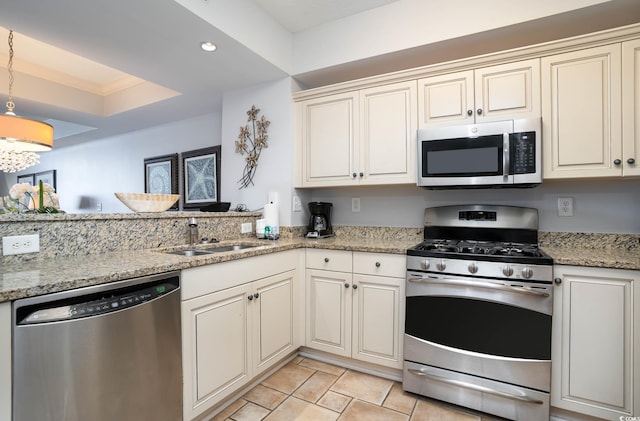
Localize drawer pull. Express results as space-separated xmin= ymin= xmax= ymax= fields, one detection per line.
xmin=324 ymin=257 xmax=329 ymax=263
xmin=375 ymin=262 xmax=381 ymax=267
xmin=344 ymin=283 xmax=350 ymax=288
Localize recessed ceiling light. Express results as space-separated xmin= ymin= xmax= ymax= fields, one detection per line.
xmin=200 ymin=41 xmax=217 ymax=52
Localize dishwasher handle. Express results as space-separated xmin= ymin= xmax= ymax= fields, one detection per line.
xmin=15 ymin=275 xmax=179 ymax=325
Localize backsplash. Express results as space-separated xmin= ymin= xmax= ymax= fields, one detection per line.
xmin=0 ymin=212 xmax=263 ymax=263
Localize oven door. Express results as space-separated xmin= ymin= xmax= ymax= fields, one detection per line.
xmin=404 ymin=270 xmax=552 ymax=392
xmin=417 ymin=120 xmax=513 ymax=188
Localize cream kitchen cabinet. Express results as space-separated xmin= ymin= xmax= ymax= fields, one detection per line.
xmin=305 ymin=249 xmax=405 ymax=369
xmin=296 ymin=80 xmax=417 ymax=187
xmin=551 ymin=265 xmax=639 ymax=420
xmin=542 ymin=44 xmax=626 ymax=179
xmin=417 ymin=58 xmax=540 ymax=128
xmin=181 ymin=251 xmax=302 ymax=420
xmin=622 ymin=38 xmax=640 ymax=177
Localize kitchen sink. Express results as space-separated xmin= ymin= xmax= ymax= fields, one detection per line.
xmin=166 ymin=249 xmax=215 ymax=257
xmin=164 ymin=243 xmax=260 ymax=256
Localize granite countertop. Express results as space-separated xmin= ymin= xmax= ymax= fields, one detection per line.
xmin=0 ymin=236 xmax=419 ymax=303
xmin=1 ymin=234 xmax=638 ymax=303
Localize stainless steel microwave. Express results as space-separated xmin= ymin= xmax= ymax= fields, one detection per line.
xmin=417 ymin=118 xmax=541 ymax=189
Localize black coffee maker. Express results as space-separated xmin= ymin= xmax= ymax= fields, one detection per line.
xmin=306 ymin=202 xmax=334 ymax=238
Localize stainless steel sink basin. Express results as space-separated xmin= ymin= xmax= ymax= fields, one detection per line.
xmin=164 ymin=243 xmax=259 ymax=256
xmin=203 ymin=244 xmax=258 ymax=253
xmin=166 ymin=249 xmax=214 ymax=257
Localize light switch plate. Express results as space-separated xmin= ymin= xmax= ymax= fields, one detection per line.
xmin=3 ymin=234 xmax=40 ymax=255
xmin=352 ymin=198 xmax=361 ymax=212
xmin=241 ymin=222 xmax=252 ymax=234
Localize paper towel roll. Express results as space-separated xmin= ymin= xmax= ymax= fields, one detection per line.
xmin=263 ymin=202 xmax=279 ymax=239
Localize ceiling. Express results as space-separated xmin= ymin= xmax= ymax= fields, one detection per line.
xmin=0 ymin=0 xmax=638 ymax=148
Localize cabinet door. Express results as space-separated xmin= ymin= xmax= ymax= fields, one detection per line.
xmin=418 ymin=70 xmax=474 ymax=128
xmin=542 ymin=44 xmax=622 ymax=179
xmin=622 ymin=39 xmax=640 ymax=176
xmin=252 ymin=271 xmax=296 ymax=375
xmin=552 ymin=266 xmax=638 ymax=419
xmin=299 ymin=92 xmax=359 ymax=186
xmin=306 ymin=269 xmax=352 ymax=357
xmin=474 ymin=59 xmax=540 ymax=123
xmin=182 ymin=283 xmax=251 ymax=420
xmin=351 ymin=274 xmax=404 ymax=368
xmin=359 ymin=81 xmax=417 ymax=185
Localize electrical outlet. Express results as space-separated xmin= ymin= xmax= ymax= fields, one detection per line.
xmin=292 ymin=196 xmax=302 ymax=212
xmin=558 ymin=197 xmax=574 ymax=217
xmin=352 ymin=198 xmax=361 ymax=213
xmin=3 ymin=234 xmax=40 ymax=256
xmin=97 ymin=202 xmax=103 ymax=212
xmin=241 ymin=222 xmax=252 ymax=234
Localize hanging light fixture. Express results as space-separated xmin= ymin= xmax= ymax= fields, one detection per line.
xmin=0 ymin=30 xmax=53 ymax=172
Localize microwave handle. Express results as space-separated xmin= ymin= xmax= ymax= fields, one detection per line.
xmin=503 ymin=132 xmax=510 ymax=178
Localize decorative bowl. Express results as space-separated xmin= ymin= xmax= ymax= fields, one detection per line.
xmin=114 ymin=193 xmax=180 ymax=213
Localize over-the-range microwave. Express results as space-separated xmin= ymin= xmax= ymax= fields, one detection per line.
xmin=417 ymin=118 xmax=542 ymax=189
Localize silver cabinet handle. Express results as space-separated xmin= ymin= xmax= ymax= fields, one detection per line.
xmin=408 ymin=276 xmax=549 ymax=297
xmin=407 ymin=369 xmax=543 ymax=405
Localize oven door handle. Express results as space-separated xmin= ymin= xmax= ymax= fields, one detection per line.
xmin=407 ymin=276 xmax=549 ymax=298
xmin=407 ymin=369 xmax=544 ymax=405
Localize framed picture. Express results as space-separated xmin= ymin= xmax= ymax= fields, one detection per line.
xmin=34 ymin=170 xmax=57 ymax=190
xmin=182 ymin=146 xmax=221 ymax=209
xmin=144 ymin=154 xmax=179 ymax=209
xmin=17 ymin=173 xmax=34 ymax=185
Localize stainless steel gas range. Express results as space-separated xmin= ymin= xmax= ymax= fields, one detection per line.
xmin=403 ymin=205 xmax=553 ymax=421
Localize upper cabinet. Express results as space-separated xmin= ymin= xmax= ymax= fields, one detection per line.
xmin=622 ymin=39 xmax=640 ymax=177
xmin=296 ymin=80 xmax=417 ymax=187
xmin=417 ymin=59 xmax=541 ymax=128
xmin=542 ymin=40 xmax=640 ymax=179
xmin=542 ymin=44 xmax=623 ymax=179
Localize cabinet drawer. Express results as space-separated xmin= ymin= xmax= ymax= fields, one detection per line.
xmin=353 ymin=252 xmax=405 ymax=278
xmin=306 ymin=249 xmax=352 ymax=272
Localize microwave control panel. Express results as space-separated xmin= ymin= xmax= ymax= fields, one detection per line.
xmin=511 ymin=131 xmax=536 ymax=174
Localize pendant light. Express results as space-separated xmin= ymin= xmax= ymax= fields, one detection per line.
xmin=0 ymin=30 xmax=53 ymax=172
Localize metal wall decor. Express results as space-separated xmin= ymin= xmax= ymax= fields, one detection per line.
xmin=235 ymin=105 xmax=270 ymax=189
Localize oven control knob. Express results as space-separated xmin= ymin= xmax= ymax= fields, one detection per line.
xmin=467 ymin=262 xmax=478 ymax=274
xmin=502 ymin=265 xmax=514 ymax=277
xmin=421 ymin=260 xmax=430 ymax=270
xmin=521 ymin=267 xmax=534 ymax=279
xmin=436 ymin=260 xmax=446 ymax=271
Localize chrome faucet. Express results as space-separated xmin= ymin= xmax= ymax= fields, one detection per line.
xmin=188 ymin=217 xmax=198 ymax=246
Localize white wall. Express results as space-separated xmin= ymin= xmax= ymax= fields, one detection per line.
xmin=2 ymin=113 xmax=222 ymax=213
xmin=221 ymin=77 xmax=310 ymax=227
xmin=307 ymin=178 xmax=640 ymax=234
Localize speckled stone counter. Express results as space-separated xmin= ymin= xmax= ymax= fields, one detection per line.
xmin=539 ymin=232 xmax=640 ymax=270
xmin=0 ymin=226 xmax=422 ymax=302
xmin=2 ymin=222 xmax=638 ymax=303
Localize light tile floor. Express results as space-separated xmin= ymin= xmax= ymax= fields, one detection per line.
xmin=213 ymin=357 xmax=504 ymax=421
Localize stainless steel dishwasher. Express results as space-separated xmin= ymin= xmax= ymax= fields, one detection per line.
xmin=12 ymin=272 xmax=182 ymax=421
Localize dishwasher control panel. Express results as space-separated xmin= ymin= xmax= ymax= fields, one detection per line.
xmin=16 ymin=278 xmax=179 ymax=324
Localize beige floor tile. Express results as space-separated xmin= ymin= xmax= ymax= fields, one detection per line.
xmin=298 ymin=358 xmax=347 ymax=376
xmin=261 ymin=363 xmax=315 ymax=394
xmin=317 ymin=391 xmax=352 ymax=413
xmin=293 ymin=371 xmax=339 ymax=403
xmin=383 ymin=382 xmax=417 ymax=415
xmin=243 ymin=384 xmax=288 ymax=410
xmin=290 ymin=355 xmax=304 ymax=365
xmin=212 ymin=398 xmax=248 ymax=421
xmin=338 ymin=399 xmax=409 ymax=421
xmin=410 ymin=400 xmax=481 ymax=421
xmin=264 ymin=396 xmax=339 ymax=421
xmin=330 ymin=370 xmax=393 ymax=405
xmin=230 ymin=401 xmax=270 ymax=421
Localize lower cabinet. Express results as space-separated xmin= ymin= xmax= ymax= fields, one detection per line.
xmin=181 ymin=251 xmax=301 ymax=420
xmin=305 ymin=249 xmax=405 ymax=369
xmin=552 ymin=265 xmax=639 ymax=420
